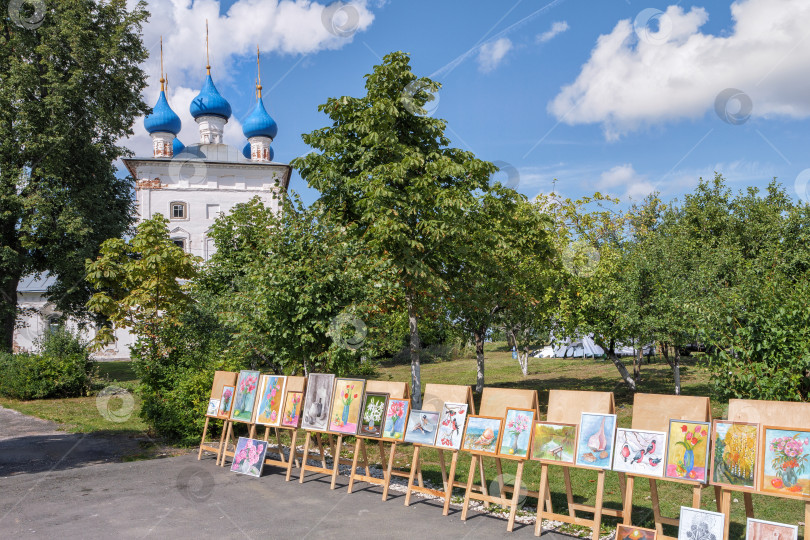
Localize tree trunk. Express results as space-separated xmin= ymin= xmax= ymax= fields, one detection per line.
xmin=593 ymin=336 xmax=636 ymax=391
xmin=518 ymin=348 xmax=529 ymax=377
xmin=474 ymin=327 xmax=485 ymax=393
xmin=661 ymin=341 xmax=674 ymax=369
xmin=673 ymin=347 xmax=681 ymax=395
xmin=406 ymin=291 xmax=422 ymax=409
xmin=0 ymin=275 xmax=19 ymax=354
xmin=634 ymin=347 xmax=642 ymax=382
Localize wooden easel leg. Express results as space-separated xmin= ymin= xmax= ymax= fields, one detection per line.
xmin=286 ymin=430 xmax=298 ymax=481
xmin=417 ymin=449 xmax=425 ymax=489
xmin=478 ymin=455 xmax=490 ymax=509
xmin=563 ymin=466 xmax=576 ymax=519
xmin=348 ymin=438 xmax=362 ymax=494
xmin=361 ymin=439 xmax=370 ymax=476
xmin=299 ymin=431 xmax=312 ymax=483
xmin=804 ymin=502 xmax=809 ymax=540
xmin=330 ymin=435 xmax=343 ymax=489
xmin=216 ymin=420 xmax=228 ymax=465
xmin=198 ymin=417 xmax=210 ymax=460
xmin=316 ymin=433 xmax=327 ymax=468
xmin=649 ymin=478 xmax=664 ymax=537
xmin=275 ymin=428 xmax=286 ymax=464
xmin=495 ymin=457 xmax=505 ymax=499
xmin=622 ymin=475 xmax=635 ymax=525
xmin=691 ymin=485 xmax=702 ymax=508
xmin=404 ymin=446 xmax=420 ymax=507
xmin=383 ymin=442 xmax=397 ymax=502
xmin=506 ymin=461 xmax=525 ymax=532
xmin=591 ymin=470 xmax=606 ymax=540
xmin=535 ymin=464 xmax=550 ymax=537
xmin=713 ymin=485 xmax=722 ymax=512
xmin=220 ymin=421 xmax=234 ymax=467
xmin=720 ymin=489 xmax=732 ymax=540
xmin=461 ymin=451 xmax=477 ymax=521
xmin=442 ymin=451 xmax=459 ymax=516
xmin=378 ymin=440 xmax=386 ymax=472
xmin=743 ymin=492 xmax=754 ymax=518
xmin=438 ymin=449 xmax=448 ymax=492
xmin=617 ymin=472 xmax=627 ymax=522
xmin=248 ymin=423 xmax=256 ymax=439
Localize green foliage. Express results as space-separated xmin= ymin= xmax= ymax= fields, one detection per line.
xmin=0 ymin=0 xmax=150 ymax=352
xmin=0 ymin=327 xmax=93 ymax=399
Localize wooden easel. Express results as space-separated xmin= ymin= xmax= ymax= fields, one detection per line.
xmin=220 ymin=417 xmax=261 ymax=467
xmin=535 ymin=390 xmax=626 ymax=540
xmin=345 ymin=380 xmax=410 ymax=496
xmin=461 ymin=387 xmax=540 ymax=532
xmin=721 ymin=399 xmax=810 ymax=540
xmin=258 ymin=376 xmax=306 ymax=481
xmin=198 ymin=370 xmax=237 ymax=464
xmin=402 ymin=383 xmax=477 ymax=514
xmin=620 ymin=393 xmax=718 ymax=540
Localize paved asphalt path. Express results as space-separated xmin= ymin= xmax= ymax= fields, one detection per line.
xmin=0 ymin=407 xmax=580 ymax=539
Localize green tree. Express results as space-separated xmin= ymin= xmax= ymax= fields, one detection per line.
xmin=0 ymin=0 xmax=149 ymax=352
xmin=85 ymin=214 xmax=199 ymax=358
xmin=292 ymin=52 xmax=495 ymax=407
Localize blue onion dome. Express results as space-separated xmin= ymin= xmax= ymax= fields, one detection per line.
xmin=242 ymin=142 xmax=251 ymax=159
xmin=190 ymin=74 xmax=232 ymax=120
xmin=267 ymin=145 xmax=274 ymax=161
xmin=242 ymin=97 xmax=278 ymax=140
xmin=172 ymin=138 xmax=185 ymax=155
xmin=144 ymin=91 xmax=181 ymax=135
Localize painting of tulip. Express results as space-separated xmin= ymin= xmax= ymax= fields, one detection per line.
xmin=218 ymin=386 xmax=234 ymax=417
xmin=435 ymin=402 xmax=469 ymax=450
xmin=612 ymin=428 xmax=667 ymax=478
xmin=759 ymin=426 xmax=810 ymax=500
xmin=461 ymin=416 xmax=502 ymax=455
xmin=206 ymin=399 xmax=220 ymax=417
xmin=665 ymin=420 xmax=711 ymax=483
xmin=328 ymin=378 xmax=366 ymax=435
xmin=498 ymin=408 xmax=536 ymax=458
xmin=230 ymin=370 xmax=260 ymax=423
xmin=230 ymin=437 xmax=268 ymax=478
xmin=357 ymin=392 xmax=389 ymax=438
xmin=403 ymin=409 xmax=440 ymax=446
xmin=281 ymin=391 xmax=303 ymax=428
xmin=616 ymin=524 xmax=656 ymax=539
xmin=382 ymin=399 xmax=410 ymax=441
xmin=575 ymin=412 xmax=617 ymax=469
xmin=301 ymin=373 xmax=335 ymax=432
xmin=710 ymin=421 xmax=758 ymax=490
xmin=254 ymin=375 xmax=286 ymax=427
xmin=745 ymin=518 xmax=798 ymax=540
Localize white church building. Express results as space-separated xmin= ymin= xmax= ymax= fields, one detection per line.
xmin=14 ymin=52 xmax=291 ymax=359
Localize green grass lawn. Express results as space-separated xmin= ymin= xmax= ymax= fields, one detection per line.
xmin=0 ymin=351 xmax=805 ymax=537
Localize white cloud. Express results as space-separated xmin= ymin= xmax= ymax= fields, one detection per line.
xmin=477 ymin=38 xmax=513 ymax=73
xmin=537 ymin=21 xmax=569 ymax=43
xmin=549 ymin=0 xmax=810 ymax=139
xmin=597 ymin=164 xmax=655 ymax=200
xmin=125 ymin=0 xmax=375 ymax=155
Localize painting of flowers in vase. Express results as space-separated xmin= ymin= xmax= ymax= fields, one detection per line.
xmin=759 ymin=426 xmax=810 ymax=499
xmin=498 ymin=408 xmax=535 ymax=458
xmin=710 ymin=420 xmax=758 ymax=490
xmin=357 ymin=392 xmax=389 ymax=438
xmin=665 ymin=420 xmax=711 ymax=483
xmin=230 ymin=437 xmax=268 ymax=478
xmin=254 ymin=375 xmax=286 ymax=427
xmin=382 ymin=399 xmax=410 ymax=441
xmin=230 ymin=370 xmax=260 ymax=423
xmin=281 ymin=391 xmax=303 ymax=428
xmin=328 ymin=378 xmax=366 ymax=435
xmin=218 ymin=386 xmax=234 ymax=417
xmin=575 ymin=412 xmax=617 ymax=469
xmin=435 ymin=402 xmax=469 ymax=450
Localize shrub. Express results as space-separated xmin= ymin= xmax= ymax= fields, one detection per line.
xmin=0 ymin=327 xmax=93 ymax=399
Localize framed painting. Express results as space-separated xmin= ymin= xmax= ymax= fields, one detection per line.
xmin=677 ymin=507 xmax=725 ymax=540
xmin=530 ymin=422 xmax=577 ymax=463
xmin=710 ymin=420 xmax=758 ymax=490
xmin=381 ymin=398 xmax=410 ymax=441
xmin=745 ymin=518 xmax=798 ymax=540
xmin=461 ymin=416 xmax=503 ymax=456
xmin=616 ymin=524 xmax=657 ymax=539
xmin=403 ymin=409 xmax=440 ymax=446
xmin=613 ymin=428 xmax=667 ymax=478
xmin=435 ymin=402 xmax=469 ymax=450
xmin=205 ymin=398 xmax=220 ymax=417
xmin=759 ymin=426 xmax=810 ymax=500
xmin=217 ymin=385 xmax=234 ymax=418
xmin=357 ymin=392 xmax=389 ymax=438
xmin=498 ymin=408 xmax=536 ymax=458
xmin=254 ymin=375 xmax=286 ymax=427
xmin=229 ymin=370 xmax=261 ymax=423
xmin=575 ymin=412 xmax=617 ymax=469
xmin=300 ymin=373 xmax=335 ymax=432
xmin=328 ymin=378 xmax=366 ymax=435
xmin=229 ymin=437 xmax=268 ymax=478
xmin=665 ymin=420 xmax=711 ymax=483
xmin=280 ymin=391 xmax=303 ymax=428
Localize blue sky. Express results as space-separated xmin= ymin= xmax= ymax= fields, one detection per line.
xmin=129 ymin=0 xmax=810 ymax=207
